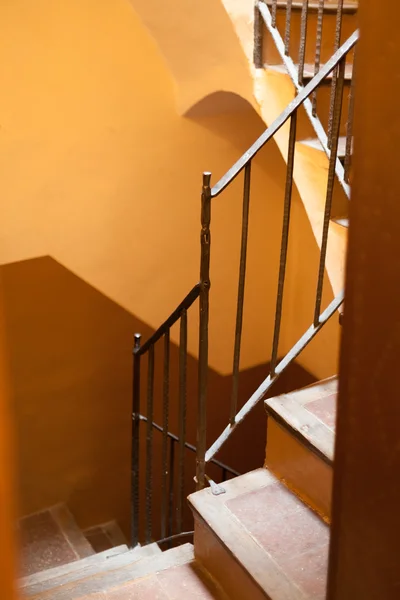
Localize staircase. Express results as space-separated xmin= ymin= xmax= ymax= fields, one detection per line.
xmin=16 ymin=2 xmax=359 ymax=599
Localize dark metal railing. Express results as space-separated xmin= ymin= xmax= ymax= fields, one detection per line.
xmin=131 ymin=28 xmax=358 ymax=549
xmin=131 ymin=280 xmax=239 ymax=548
xmin=204 ymin=31 xmax=357 ymax=467
xmin=255 ymin=0 xmax=358 ymax=197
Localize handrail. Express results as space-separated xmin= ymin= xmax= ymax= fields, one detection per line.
xmin=211 ymin=29 xmax=359 ymax=198
xmin=137 ymin=414 xmax=241 ymax=478
xmin=135 ymin=283 xmax=200 ymax=356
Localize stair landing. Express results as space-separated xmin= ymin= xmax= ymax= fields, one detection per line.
xmin=189 ymin=468 xmax=330 ymax=600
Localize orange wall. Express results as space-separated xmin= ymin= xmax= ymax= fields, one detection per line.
xmin=0 ymin=282 xmax=17 ymax=600
xmin=0 ymin=0 xmax=291 ymax=376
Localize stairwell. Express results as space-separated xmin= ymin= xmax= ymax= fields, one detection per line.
xmin=15 ymin=2 xmax=359 ymax=599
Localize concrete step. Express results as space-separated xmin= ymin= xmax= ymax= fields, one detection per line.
xmin=265 ymin=1 xmax=359 ymax=15
xmin=25 ymin=543 xmax=161 ymax=597
xmin=18 ymin=504 xmax=94 ymax=578
xmin=19 ymin=545 xmax=128 ymax=593
xmin=189 ymin=468 xmax=330 ymax=600
xmin=83 ymin=521 xmax=127 ymax=553
xmin=73 ymin=554 xmax=229 ymax=599
xmin=264 ymin=377 xmax=337 ymax=519
xmin=29 ymin=544 xmax=190 ymax=600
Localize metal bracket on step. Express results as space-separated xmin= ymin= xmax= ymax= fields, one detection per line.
xmin=206 ymin=476 xmax=226 ymax=496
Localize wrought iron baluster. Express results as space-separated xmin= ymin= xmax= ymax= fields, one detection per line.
xmin=344 ymin=47 xmax=357 ymax=183
xmin=328 ymin=0 xmax=344 ymax=146
xmin=312 ymin=0 xmax=325 ymax=116
xmin=145 ymin=344 xmax=155 ymax=544
xmin=254 ymin=2 xmax=264 ymax=68
xmin=298 ymin=0 xmax=310 ymax=85
xmin=271 ymin=110 xmax=298 ymax=375
xmin=197 ymin=172 xmax=211 ymax=491
xmin=271 ymin=0 xmax=278 ymax=28
xmin=314 ymin=57 xmax=346 ymax=326
xmin=284 ymin=0 xmax=293 ymax=56
xmin=168 ymin=437 xmax=176 ymax=546
xmin=177 ymin=309 xmax=188 ymax=534
xmin=230 ymin=162 xmax=252 ymax=425
xmin=161 ymin=330 xmax=170 ymax=540
xmin=131 ymin=333 xmax=141 ymax=548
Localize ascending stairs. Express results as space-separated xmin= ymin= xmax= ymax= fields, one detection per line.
xmin=17 ymin=377 xmax=337 ymax=599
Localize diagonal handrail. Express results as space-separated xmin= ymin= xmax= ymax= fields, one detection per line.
xmin=211 ymin=29 xmax=358 ymax=198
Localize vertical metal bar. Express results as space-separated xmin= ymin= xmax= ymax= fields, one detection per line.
xmin=271 ymin=0 xmax=278 ymax=28
xmin=131 ymin=333 xmax=141 ymax=548
xmin=284 ymin=0 xmax=293 ymax=56
xmin=271 ymin=111 xmax=298 ymax=375
xmin=312 ymin=0 xmax=325 ymax=116
xmin=197 ymin=172 xmax=212 ymax=491
xmin=160 ymin=331 xmax=170 ymax=540
xmin=344 ymin=47 xmax=357 ymax=184
xmin=176 ymin=310 xmax=187 ymax=534
xmin=230 ymin=162 xmax=252 ymax=425
xmin=254 ymin=2 xmax=264 ymax=68
xmin=328 ymin=0 xmax=344 ymax=146
xmin=298 ymin=0 xmax=309 ymax=86
xmin=168 ymin=437 xmax=175 ymax=545
xmin=145 ymin=344 xmax=155 ymax=544
xmin=314 ymin=58 xmax=346 ymax=326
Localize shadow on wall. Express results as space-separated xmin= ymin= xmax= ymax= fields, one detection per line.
xmin=1 ymin=256 xmax=315 ymax=540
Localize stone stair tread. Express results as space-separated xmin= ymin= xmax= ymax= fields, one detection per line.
xmin=83 ymin=521 xmax=127 ymax=554
xmin=264 ymin=1 xmax=358 ymax=14
xmin=19 ymin=545 xmax=128 ymax=591
xmin=30 ymin=544 xmax=194 ymax=600
xmin=265 ymin=377 xmax=337 ymax=464
xmin=19 ymin=505 xmax=94 ymax=578
xmin=299 ymin=136 xmax=349 ymax=158
xmin=189 ymin=468 xmax=330 ymax=600
xmin=74 ymin=559 xmax=229 ymax=599
xmin=268 ymin=62 xmax=353 ymax=81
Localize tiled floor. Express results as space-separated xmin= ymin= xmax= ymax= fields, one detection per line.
xmin=226 ymin=481 xmax=329 ymax=599
xmin=19 ymin=510 xmax=78 ymax=577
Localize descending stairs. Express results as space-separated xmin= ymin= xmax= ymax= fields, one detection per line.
xmin=17 ymin=373 xmax=338 ymax=600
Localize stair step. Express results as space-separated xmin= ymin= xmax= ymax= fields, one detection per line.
xmin=76 ymin=558 xmax=228 ymax=600
xmin=268 ymin=62 xmax=353 ymax=82
xmin=29 ymin=544 xmax=189 ymax=600
xmin=265 ymin=1 xmax=359 ymax=15
xmin=83 ymin=521 xmax=127 ymax=553
xmin=264 ymin=377 xmax=337 ymax=518
xmin=189 ymin=468 xmax=330 ymax=600
xmin=25 ymin=543 xmax=160 ymax=597
xmin=19 ymin=505 xmax=94 ymax=578
xmin=300 ymin=136 xmax=349 ymax=159
xmin=19 ymin=545 xmax=128 ymax=591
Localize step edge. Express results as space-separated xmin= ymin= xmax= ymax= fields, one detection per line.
xmin=30 ymin=544 xmax=194 ymax=600
xmin=190 ymin=494 xmax=309 ymax=600
xmin=19 ymin=545 xmax=128 ymax=590
xmin=264 ymin=1 xmax=359 ymax=15
xmin=265 ymin=397 xmax=334 ymax=465
xmin=23 ymin=543 xmax=161 ymax=596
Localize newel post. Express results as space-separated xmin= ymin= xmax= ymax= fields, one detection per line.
xmin=196 ymin=172 xmax=211 ymax=491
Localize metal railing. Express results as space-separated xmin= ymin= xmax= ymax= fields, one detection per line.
xmin=255 ymin=0 xmax=358 ymax=193
xmin=131 ymin=283 xmax=239 ymax=548
xmin=131 ymin=30 xmax=358 ymax=548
